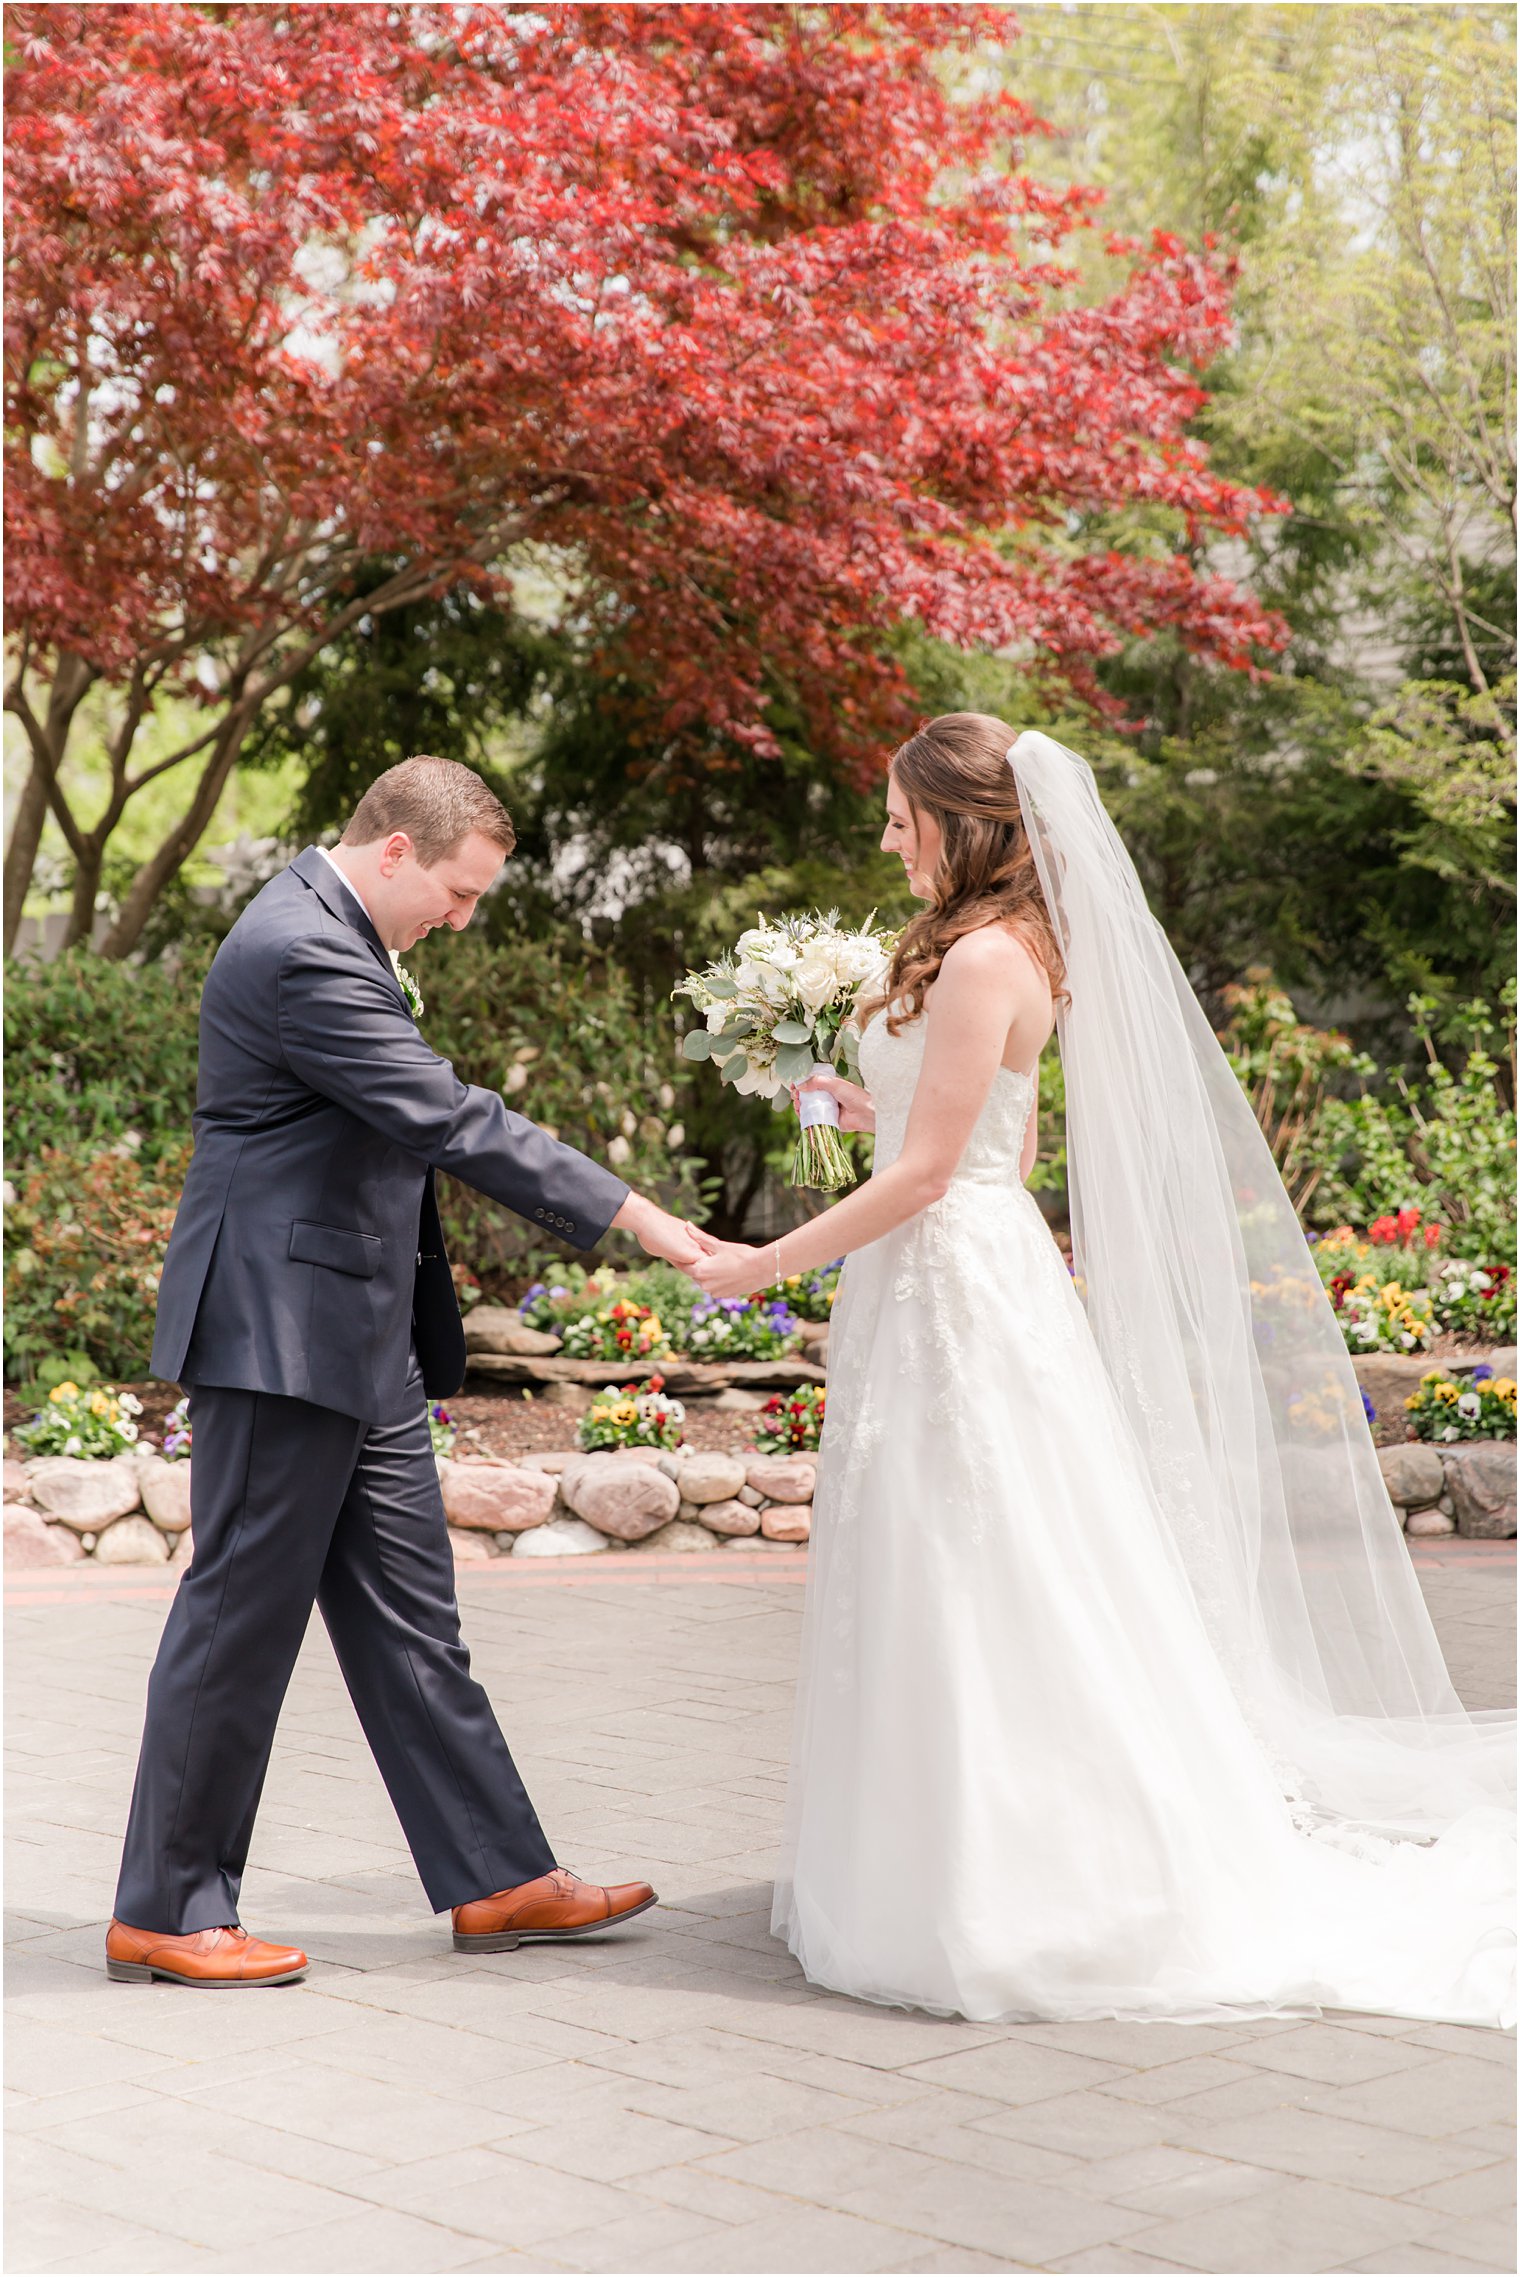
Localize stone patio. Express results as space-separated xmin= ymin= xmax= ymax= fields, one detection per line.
xmin=5 ymin=1541 xmax=1514 ymax=2275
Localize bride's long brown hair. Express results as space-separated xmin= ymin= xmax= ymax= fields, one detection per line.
xmin=860 ymin=713 xmax=1070 ymax=1036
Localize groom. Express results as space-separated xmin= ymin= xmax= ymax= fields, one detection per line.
xmin=108 ymin=756 xmax=710 ymax=1988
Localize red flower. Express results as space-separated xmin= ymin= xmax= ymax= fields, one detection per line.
xmin=1395 ymin=1205 xmax=1421 ymax=1237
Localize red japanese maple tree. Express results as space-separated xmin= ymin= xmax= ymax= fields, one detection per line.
xmin=5 ymin=3 xmax=1284 ymax=957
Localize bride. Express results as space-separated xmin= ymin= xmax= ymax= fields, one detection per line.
xmin=689 ymin=714 xmax=1514 ymax=2030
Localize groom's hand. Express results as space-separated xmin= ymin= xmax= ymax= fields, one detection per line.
xmin=612 ymin=1192 xmax=719 ymax=1270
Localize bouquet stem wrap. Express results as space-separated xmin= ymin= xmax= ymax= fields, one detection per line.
xmin=792 ymin=1064 xmax=854 ymax=1192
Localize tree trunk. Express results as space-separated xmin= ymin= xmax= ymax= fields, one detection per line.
xmin=3 ymin=759 xmax=51 ymax=954
xmin=96 ymin=710 xmax=252 ymax=959
xmin=61 ymin=840 xmax=104 ymax=949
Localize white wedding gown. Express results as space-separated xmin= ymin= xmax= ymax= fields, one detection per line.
xmin=773 ymin=1007 xmax=1515 ymax=2028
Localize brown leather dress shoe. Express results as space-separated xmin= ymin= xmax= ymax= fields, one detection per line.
xmin=105 ymin=1919 xmax=308 ymax=1987
xmin=452 ymin=1867 xmax=657 ymax=1953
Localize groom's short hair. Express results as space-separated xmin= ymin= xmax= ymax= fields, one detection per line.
xmin=342 ymin=757 xmax=516 ymax=866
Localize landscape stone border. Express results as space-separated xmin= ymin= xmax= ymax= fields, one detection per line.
xmin=0 ymin=1444 xmax=821 ymax=1568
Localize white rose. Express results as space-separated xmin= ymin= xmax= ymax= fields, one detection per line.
xmin=841 ymin=937 xmax=887 ymax=984
xmin=793 ymin=953 xmax=839 ymax=1013
xmin=705 ymin=1003 xmax=731 ymax=1034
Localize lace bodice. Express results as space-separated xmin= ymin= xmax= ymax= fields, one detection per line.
xmin=858 ymin=1004 xmax=1035 ymax=1186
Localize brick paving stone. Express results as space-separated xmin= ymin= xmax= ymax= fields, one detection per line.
xmin=6 ymin=1547 xmax=1514 ymax=2274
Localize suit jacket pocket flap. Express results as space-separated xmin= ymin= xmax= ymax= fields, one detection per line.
xmin=289 ymin=1219 xmax=383 ymax=1279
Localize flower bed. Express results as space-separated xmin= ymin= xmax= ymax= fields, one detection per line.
xmin=1310 ymin=1207 xmax=1516 ymax=1355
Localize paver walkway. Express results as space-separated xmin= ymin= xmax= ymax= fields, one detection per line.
xmin=6 ymin=1541 xmax=1515 ymax=2276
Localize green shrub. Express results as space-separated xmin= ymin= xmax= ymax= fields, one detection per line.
xmin=4 ymin=945 xmax=210 ymax=1170
xmin=1219 ymin=978 xmax=1516 ymax=1262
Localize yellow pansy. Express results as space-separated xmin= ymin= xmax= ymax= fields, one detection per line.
xmin=48 ymin=1381 xmax=80 ymax=1404
xmin=1435 ymin=1382 xmax=1459 ymax=1404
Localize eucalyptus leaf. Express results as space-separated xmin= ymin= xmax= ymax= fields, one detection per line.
xmin=704 ymin=974 xmax=738 ymax=999
xmin=772 ymin=1019 xmax=813 ymax=1046
xmin=681 ymin=1029 xmax=714 ymax=1061
xmin=717 ymin=1052 xmax=750 ymax=1087
xmin=774 ymin=1042 xmax=815 ymax=1085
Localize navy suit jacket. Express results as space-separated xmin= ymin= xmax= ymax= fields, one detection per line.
xmin=151 ymin=847 xmax=631 ymax=1423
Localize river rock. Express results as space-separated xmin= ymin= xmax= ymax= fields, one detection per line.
xmin=744 ymin=1455 xmax=816 ymax=1504
xmin=136 ymin=1454 xmax=193 ymax=1533
xmin=627 ymin=1519 xmax=718 ymax=1554
xmin=4 ymin=1506 xmax=81 ymax=1566
xmin=93 ymin=1516 xmax=170 ymax=1565
xmin=510 ymin=1516 xmax=608 ymax=1558
xmin=464 ymin=1307 xmax=564 ymax=1357
xmin=539 ymin=1382 xmax=593 ymax=1413
xmin=518 ymin=1451 xmax=579 ymax=1474
xmin=559 ymin=1455 xmax=680 ymax=1541
xmin=713 ymin=1389 xmax=766 ymax=1412
xmin=737 ymin=1485 xmax=764 ymax=1508
xmin=168 ymin=1528 xmax=195 ymax=1570
xmin=1376 ymin=1443 xmax=1445 ymax=1508
xmin=1443 ymin=1444 xmax=1518 ymax=1539
xmin=697 ymin=1497 xmax=760 ymax=1538
xmin=448 ymin=1527 xmax=495 ymax=1562
xmin=1404 ymin=1507 xmax=1457 ymax=1537
xmin=3 ymin=1458 xmax=30 ymax=1502
xmin=760 ymin=1499 xmax=812 ymax=1542
xmin=677 ymin=1451 xmax=746 ymax=1504
xmin=441 ymin=1462 xmax=557 ymax=1534
xmin=28 ymin=1457 xmax=142 ymax=1533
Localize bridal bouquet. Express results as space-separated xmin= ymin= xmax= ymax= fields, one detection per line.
xmin=674 ymin=912 xmax=893 ymax=1190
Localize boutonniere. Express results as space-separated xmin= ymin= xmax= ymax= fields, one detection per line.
xmin=389 ymin=952 xmax=424 ymax=1022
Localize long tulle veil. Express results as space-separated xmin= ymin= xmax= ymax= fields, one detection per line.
xmin=1007 ymin=730 xmax=1514 ymax=1842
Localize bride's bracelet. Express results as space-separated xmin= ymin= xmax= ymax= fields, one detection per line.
xmin=773 ymin=1237 xmax=783 ymax=1287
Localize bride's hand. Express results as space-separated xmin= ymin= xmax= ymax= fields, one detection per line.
xmin=793 ymin=1068 xmax=875 ymax=1134
xmin=689 ymin=1241 xmax=770 ymax=1301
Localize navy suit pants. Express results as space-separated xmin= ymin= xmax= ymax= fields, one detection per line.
xmin=114 ymin=1364 xmax=556 ymax=1933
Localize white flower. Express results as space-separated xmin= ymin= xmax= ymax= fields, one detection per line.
xmin=607 ymin=1135 xmax=632 ymax=1166
xmin=119 ymin=1393 xmax=143 ymax=1415
xmin=840 ymin=936 xmax=887 ymax=984
xmin=657 ymin=1083 xmax=675 ymax=1111
xmin=1473 ymin=1272 xmax=1492 ymax=1293
xmin=666 ymin=1123 xmax=685 ymax=1150
xmin=503 ymin=1063 xmax=529 ymax=1093
xmin=1442 ymin=1425 xmax=1459 ymax=1441
xmin=118 ymin=1421 xmax=139 ymax=1442
xmin=64 ymin=1436 xmax=81 ymax=1454
xmin=704 ymin=1002 xmax=731 ymax=1034
xmin=793 ymin=952 xmax=840 ymax=1013
xmin=734 ymin=1061 xmax=781 ymax=1099
xmin=1457 ymin=1391 xmax=1482 ymax=1418
xmin=620 ymin=1109 xmax=637 ymax=1138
